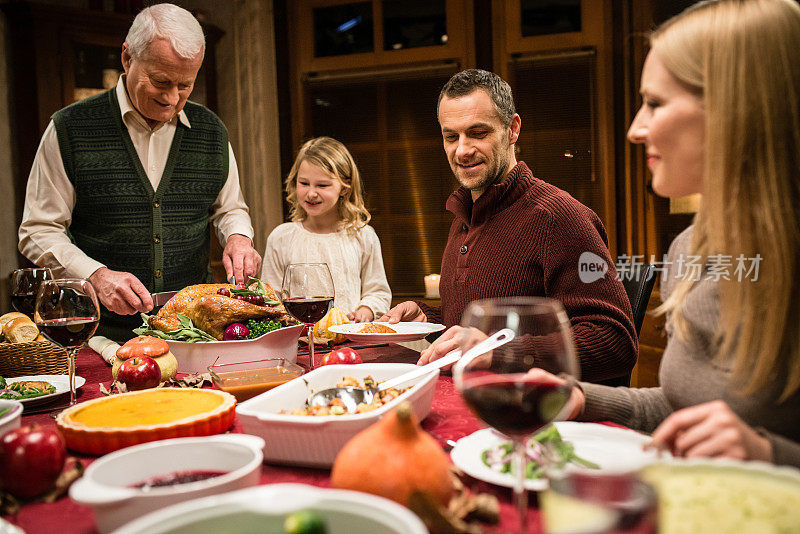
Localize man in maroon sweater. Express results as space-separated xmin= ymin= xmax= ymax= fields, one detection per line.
xmin=380 ymin=69 xmax=637 ymax=383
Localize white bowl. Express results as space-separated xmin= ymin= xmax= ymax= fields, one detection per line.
xmin=166 ymin=324 xmax=305 ymax=373
xmin=0 ymin=399 xmax=22 ymax=438
xmin=112 ymin=483 xmax=428 ymax=534
xmin=236 ymin=363 xmax=438 ymax=467
xmin=69 ymin=434 xmax=264 ymax=533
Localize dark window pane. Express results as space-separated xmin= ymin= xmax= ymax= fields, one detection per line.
xmin=510 ymin=52 xmax=600 ymax=214
xmin=308 ymin=82 xmax=379 ymax=143
xmin=382 ymin=0 xmax=447 ymax=51
xmin=304 ymin=70 xmax=459 ymax=295
xmin=313 ymin=2 xmax=374 ymax=57
xmin=384 ymin=75 xmax=448 ymax=141
xmin=74 ymin=44 xmax=120 ymax=88
xmin=520 ymin=0 xmax=581 ymax=37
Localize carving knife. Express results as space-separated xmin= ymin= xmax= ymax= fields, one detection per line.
xmin=150 ymin=291 xmax=179 ymax=307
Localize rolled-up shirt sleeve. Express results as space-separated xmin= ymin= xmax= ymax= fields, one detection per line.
xmin=18 ymin=120 xmax=105 ymax=279
xmin=208 ymin=143 xmax=255 ymax=246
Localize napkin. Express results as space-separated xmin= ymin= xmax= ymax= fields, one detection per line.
xmin=88 ymin=336 xmax=121 ymax=365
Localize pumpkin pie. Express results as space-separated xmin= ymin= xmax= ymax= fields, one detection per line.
xmin=56 ymin=388 xmax=236 ymax=455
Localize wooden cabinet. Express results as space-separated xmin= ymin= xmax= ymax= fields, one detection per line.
xmin=2 ymin=1 xmax=225 ymax=279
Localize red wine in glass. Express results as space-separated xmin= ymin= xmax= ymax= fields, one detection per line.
xmin=454 ymin=297 xmax=580 ymax=534
xmin=35 ymin=278 xmax=100 ymax=407
xmin=11 ymin=293 xmax=37 ymax=318
xmin=283 ymin=297 xmax=333 ymax=324
xmin=11 ymin=267 xmax=52 ymax=319
xmin=461 ymin=374 xmax=571 ymax=438
xmin=281 ymin=263 xmax=335 ymax=371
xmin=38 ymin=317 xmax=99 ymax=348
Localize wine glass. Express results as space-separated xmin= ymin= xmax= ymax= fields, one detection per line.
xmin=453 ymin=297 xmax=579 ymax=533
xmin=10 ymin=267 xmax=52 ymax=319
xmin=281 ymin=263 xmax=335 ymax=370
xmin=34 ymin=279 xmax=100 ymax=406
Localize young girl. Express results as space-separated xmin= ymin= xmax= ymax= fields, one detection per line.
xmin=261 ymin=137 xmax=391 ymax=322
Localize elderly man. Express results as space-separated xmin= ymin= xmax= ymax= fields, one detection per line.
xmin=18 ymin=4 xmax=261 ymax=340
xmin=381 ymin=69 xmax=637 ymax=383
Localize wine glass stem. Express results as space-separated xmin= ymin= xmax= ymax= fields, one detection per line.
xmin=514 ymin=439 xmax=529 ymax=533
xmin=307 ymin=325 xmax=316 ymax=370
xmin=67 ymin=346 xmax=78 ymax=406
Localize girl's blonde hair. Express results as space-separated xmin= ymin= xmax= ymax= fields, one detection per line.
xmin=654 ymin=0 xmax=800 ymax=401
xmin=284 ymin=137 xmax=371 ymax=234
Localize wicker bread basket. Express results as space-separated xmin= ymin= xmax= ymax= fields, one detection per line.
xmin=0 ymin=340 xmax=68 ymax=378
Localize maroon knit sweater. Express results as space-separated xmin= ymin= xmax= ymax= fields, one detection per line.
xmin=418 ymin=162 xmax=637 ymax=382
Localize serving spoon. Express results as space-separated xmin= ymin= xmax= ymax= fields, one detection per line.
xmin=307 ymin=328 xmax=515 ymax=413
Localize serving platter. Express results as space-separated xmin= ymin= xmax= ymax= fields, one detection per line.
xmin=166 ymin=324 xmax=305 ymax=373
xmin=328 ymin=321 xmax=445 ymax=343
xmin=236 ymin=363 xmax=438 ymax=467
xmin=4 ymin=375 xmax=86 ymax=408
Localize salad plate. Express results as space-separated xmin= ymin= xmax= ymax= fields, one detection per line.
xmin=328 ymin=322 xmax=445 ymax=343
xmin=3 ymin=375 xmax=86 ymax=408
xmin=450 ymin=422 xmax=666 ymax=491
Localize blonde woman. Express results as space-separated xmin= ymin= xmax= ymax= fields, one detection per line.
xmin=532 ymin=0 xmax=800 ymax=466
xmin=261 ymin=137 xmax=391 ymax=322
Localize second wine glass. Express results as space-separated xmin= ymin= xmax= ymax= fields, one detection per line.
xmin=11 ymin=267 xmax=52 ymax=319
xmin=453 ymin=297 xmax=579 ymax=533
xmin=34 ymin=279 xmax=100 ymax=406
xmin=281 ymin=263 xmax=335 ymax=370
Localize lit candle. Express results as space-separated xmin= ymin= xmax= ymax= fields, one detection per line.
xmin=424 ymin=274 xmax=441 ymax=299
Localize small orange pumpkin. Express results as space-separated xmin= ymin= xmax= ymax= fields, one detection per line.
xmin=116 ymin=336 xmax=169 ymax=360
xmin=313 ymin=307 xmax=350 ymax=344
xmin=330 ymin=401 xmax=454 ymax=507
xmin=113 ymin=336 xmax=177 ymax=382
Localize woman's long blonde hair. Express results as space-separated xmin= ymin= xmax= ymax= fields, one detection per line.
xmin=284 ymin=137 xmax=371 ymax=234
xmin=655 ymin=0 xmax=800 ymax=401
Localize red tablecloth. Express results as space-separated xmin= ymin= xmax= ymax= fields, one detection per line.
xmin=2 ymin=345 xmax=541 ymax=533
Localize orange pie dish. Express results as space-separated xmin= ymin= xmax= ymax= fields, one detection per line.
xmin=55 ymin=388 xmax=237 ymax=455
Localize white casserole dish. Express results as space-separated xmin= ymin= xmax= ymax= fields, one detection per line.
xmin=112 ymin=483 xmax=428 ymax=534
xmin=166 ymin=324 xmax=305 ymax=373
xmin=69 ymin=434 xmax=264 ymax=533
xmin=236 ymin=362 xmax=438 ymax=467
xmin=0 ymin=399 xmax=22 ymax=438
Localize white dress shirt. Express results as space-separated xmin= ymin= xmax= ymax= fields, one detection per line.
xmin=18 ymin=76 xmax=254 ymax=279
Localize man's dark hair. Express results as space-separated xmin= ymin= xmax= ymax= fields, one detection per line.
xmin=437 ymin=69 xmax=516 ymax=126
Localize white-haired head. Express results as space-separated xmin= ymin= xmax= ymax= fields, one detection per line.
xmin=125 ymin=3 xmax=205 ymax=61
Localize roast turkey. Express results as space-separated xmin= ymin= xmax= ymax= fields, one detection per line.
xmin=148 ymin=283 xmax=295 ymax=340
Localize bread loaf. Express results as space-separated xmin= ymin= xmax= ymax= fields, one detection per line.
xmin=3 ymin=315 xmax=40 ymax=343
xmin=0 ymin=312 xmax=28 ymax=331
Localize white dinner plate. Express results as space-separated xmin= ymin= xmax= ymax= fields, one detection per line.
xmin=4 ymin=375 xmax=86 ymax=407
xmin=450 ymin=422 xmax=667 ymax=491
xmin=328 ymin=322 xmax=445 ymax=343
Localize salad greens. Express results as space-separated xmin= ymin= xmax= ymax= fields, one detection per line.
xmin=246 ymin=318 xmax=284 ymax=339
xmin=134 ymin=313 xmax=216 ymax=342
xmin=482 ymin=424 xmax=599 ymax=479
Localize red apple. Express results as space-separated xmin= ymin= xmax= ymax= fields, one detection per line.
xmin=321 ymin=347 xmax=362 ymax=366
xmin=0 ymin=425 xmax=66 ymax=499
xmin=117 ymin=355 xmax=162 ymax=390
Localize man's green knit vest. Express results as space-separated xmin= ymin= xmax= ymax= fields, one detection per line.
xmin=52 ymin=89 xmax=227 ymax=338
